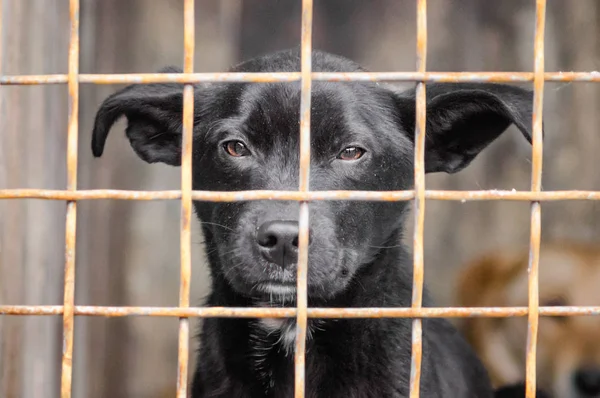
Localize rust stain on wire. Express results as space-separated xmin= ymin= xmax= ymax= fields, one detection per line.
xmin=2 ymin=71 xmax=600 ymax=85
xmin=3 ymin=305 xmax=600 ymax=318
xmin=61 ymin=1 xmax=79 ymax=398
xmin=3 ymin=189 xmax=600 ymax=202
xmin=295 ymin=0 xmax=313 ymax=396
xmin=410 ymin=1 xmax=427 ymax=397
xmin=526 ymin=1 xmax=547 ymax=397
xmin=176 ymin=1 xmax=195 ymax=397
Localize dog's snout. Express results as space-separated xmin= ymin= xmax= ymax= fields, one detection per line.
xmin=574 ymin=367 xmax=600 ymax=395
xmin=257 ymin=220 xmax=308 ymax=268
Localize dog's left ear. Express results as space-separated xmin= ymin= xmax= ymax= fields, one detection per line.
xmin=394 ymin=83 xmax=538 ymax=174
xmin=91 ymin=66 xmax=189 ymax=166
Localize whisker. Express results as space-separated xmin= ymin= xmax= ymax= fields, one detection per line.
xmin=198 ymin=221 xmax=235 ymax=232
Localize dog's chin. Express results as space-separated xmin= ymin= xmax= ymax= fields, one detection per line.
xmin=247 ymin=280 xmax=351 ymax=305
xmin=256 ymin=282 xmax=297 ymax=296
xmin=224 ymin=257 xmax=355 ymax=303
xmin=253 ymin=282 xmax=298 ymax=304
xmin=238 ymin=280 xmax=343 ymax=305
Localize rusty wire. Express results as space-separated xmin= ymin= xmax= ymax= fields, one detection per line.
xmin=3 ymin=304 xmax=600 ymax=318
xmin=409 ymin=0 xmax=427 ymax=396
xmin=2 ymin=71 xmax=600 ymax=85
xmin=1 ymin=1 xmax=599 ymax=398
xmin=175 ymin=1 xmax=195 ymax=397
xmin=60 ymin=1 xmax=80 ymax=397
xmin=295 ymin=140 xmax=311 ymax=398
xmin=524 ymin=1 xmax=547 ymax=397
xmin=294 ymin=0 xmax=313 ymax=396
xmin=2 ymin=188 xmax=600 ymax=202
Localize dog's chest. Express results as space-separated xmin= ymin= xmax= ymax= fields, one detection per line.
xmin=250 ymin=318 xmax=297 ymax=387
xmin=197 ymin=317 xmax=411 ymax=398
xmin=249 ymin=318 xmax=325 ymax=396
xmin=247 ymin=319 xmax=391 ymax=398
xmin=256 ymin=318 xmax=297 ymax=352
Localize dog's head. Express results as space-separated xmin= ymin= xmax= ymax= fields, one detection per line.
xmin=457 ymin=243 xmax=600 ymax=398
xmin=91 ymin=48 xmax=534 ymax=303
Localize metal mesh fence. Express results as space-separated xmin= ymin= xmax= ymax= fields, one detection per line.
xmin=2 ymin=1 xmax=600 ymax=397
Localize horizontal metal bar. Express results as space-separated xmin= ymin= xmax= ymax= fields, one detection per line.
xmin=1 ymin=71 xmax=600 ymax=85
xmin=1 ymin=189 xmax=600 ymax=202
xmin=2 ymin=305 xmax=600 ymax=318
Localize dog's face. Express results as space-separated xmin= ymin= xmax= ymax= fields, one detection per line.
xmin=189 ymin=80 xmax=416 ymax=301
xmin=91 ymin=48 xmax=534 ymax=303
xmin=458 ymin=244 xmax=600 ymax=398
xmin=504 ymin=245 xmax=600 ymax=398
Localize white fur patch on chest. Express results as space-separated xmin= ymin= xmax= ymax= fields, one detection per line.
xmin=258 ymin=317 xmax=297 ymax=355
xmin=250 ymin=315 xmax=326 ymax=393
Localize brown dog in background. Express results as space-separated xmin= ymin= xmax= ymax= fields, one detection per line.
xmin=456 ymin=242 xmax=600 ymax=398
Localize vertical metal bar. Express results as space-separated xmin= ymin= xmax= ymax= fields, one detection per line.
xmin=525 ymin=0 xmax=546 ymax=397
xmin=410 ymin=1 xmax=427 ymax=397
xmin=177 ymin=0 xmax=195 ymax=397
xmin=0 ymin=0 xmax=3 ymax=74
xmin=61 ymin=1 xmax=80 ymax=397
xmin=295 ymin=0 xmax=313 ymax=396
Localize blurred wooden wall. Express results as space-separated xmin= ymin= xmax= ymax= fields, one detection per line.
xmin=1 ymin=2 xmax=69 ymax=397
xmin=1 ymin=1 xmax=599 ymax=397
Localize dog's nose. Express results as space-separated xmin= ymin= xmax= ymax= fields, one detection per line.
xmin=256 ymin=220 xmax=306 ymax=269
xmin=574 ymin=367 xmax=600 ymax=395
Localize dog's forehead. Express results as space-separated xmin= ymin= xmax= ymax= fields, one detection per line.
xmin=230 ymin=48 xmax=366 ymax=74
xmin=228 ymin=49 xmax=375 ymax=144
xmin=237 ymin=82 xmax=361 ymax=143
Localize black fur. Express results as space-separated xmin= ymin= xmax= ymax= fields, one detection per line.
xmin=494 ymin=383 xmax=551 ymax=398
xmin=91 ymin=48 xmax=537 ymax=398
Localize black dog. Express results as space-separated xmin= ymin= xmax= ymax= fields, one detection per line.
xmin=91 ymin=48 xmax=536 ymax=397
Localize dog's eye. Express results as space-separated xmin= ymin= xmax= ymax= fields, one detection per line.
xmin=542 ymin=296 xmax=569 ymax=322
xmin=223 ymin=140 xmax=251 ymax=157
xmin=337 ymin=146 xmax=365 ymax=161
xmin=542 ymin=296 xmax=567 ymax=307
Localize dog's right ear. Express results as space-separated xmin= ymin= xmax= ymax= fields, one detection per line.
xmin=91 ymin=66 xmax=189 ymax=166
xmin=392 ymin=83 xmax=537 ymax=174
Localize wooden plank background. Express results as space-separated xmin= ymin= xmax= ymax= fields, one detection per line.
xmin=1 ymin=1 xmax=599 ymax=397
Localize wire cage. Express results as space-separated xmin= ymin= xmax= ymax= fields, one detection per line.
xmin=2 ymin=0 xmax=600 ymax=397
